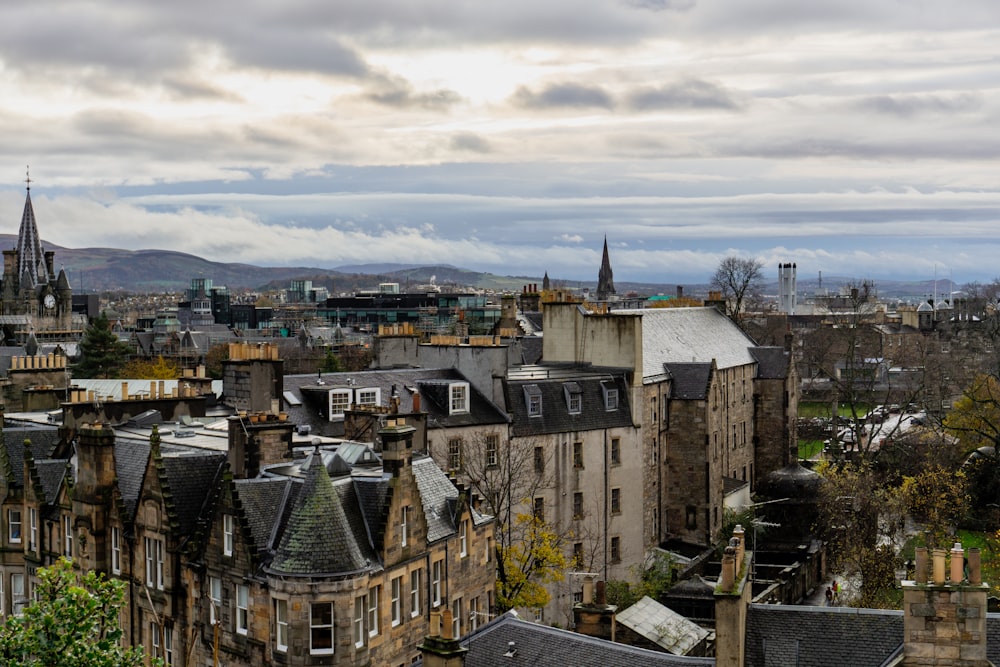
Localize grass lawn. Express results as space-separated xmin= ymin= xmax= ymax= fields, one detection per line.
xmin=800 ymin=401 xmax=875 ymax=419
xmin=799 ymin=439 xmax=825 ymax=460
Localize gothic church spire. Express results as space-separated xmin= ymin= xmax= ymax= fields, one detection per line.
xmin=596 ymin=236 xmax=616 ymax=301
xmin=17 ymin=167 xmax=46 ymax=288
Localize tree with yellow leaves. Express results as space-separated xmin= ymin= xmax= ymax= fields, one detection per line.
xmin=494 ymin=512 xmax=568 ymax=612
xmin=120 ymin=355 xmax=180 ymax=379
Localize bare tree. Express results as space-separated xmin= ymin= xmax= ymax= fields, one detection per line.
xmin=710 ymin=256 xmax=764 ymax=321
xmin=460 ymin=432 xmax=568 ymax=612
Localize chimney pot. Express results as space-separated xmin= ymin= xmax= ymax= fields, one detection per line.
xmin=596 ymin=580 xmax=606 ymax=606
xmin=915 ymin=547 xmax=928 ymax=584
xmin=951 ymin=543 xmax=965 ymax=583
xmin=932 ymin=548 xmax=947 ymax=585
xmin=969 ymin=548 xmax=982 ymax=584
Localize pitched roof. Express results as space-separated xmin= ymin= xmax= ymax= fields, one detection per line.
xmin=617 ymin=596 xmax=711 ymax=656
xmin=748 ymin=347 xmax=790 ymax=379
xmin=113 ymin=435 xmax=152 ymax=522
xmin=665 ymin=363 xmax=713 ymax=400
xmin=612 ymin=307 xmax=757 ymax=381
xmin=33 ymin=459 xmax=68 ymax=505
xmin=160 ymin=451 xmax=226 ymax=539
xmin=2 ymin=425 xmax=62 ymax=487
xmin=412 ymin=454 xmax=490 ymax=542
xmin=460 ymin=613 xmax=712 ymax=667
xmin=504 ymin=370 xmax=633 ymax=437
xmin=268 ymin=454 xmax=379 ymax=576
xmin=745 ymin=604 xmax=903 ymax=667
xmin=234 ymin=477 xmax=299 ymax=557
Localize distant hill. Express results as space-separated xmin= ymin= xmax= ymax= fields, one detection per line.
xmin=0 ymin=235 xmax=958 ymax=299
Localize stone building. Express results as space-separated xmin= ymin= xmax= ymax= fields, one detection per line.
xmin=1 ymin=182 xmax=74 ymax=342
xmin=0 ymin=375 xmax=494 ymax=666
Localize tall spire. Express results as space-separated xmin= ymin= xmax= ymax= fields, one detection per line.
xmin=17 ymin=166 xmax=46 ymax=288
xmin=596 ymin=236 xmax=616 ymax=301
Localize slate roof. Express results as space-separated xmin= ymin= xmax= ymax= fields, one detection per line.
xmin=412 ymin=454 xmax=490 ymax=543
xmin=33 ymin=459 xmax=68 ymax=505
xmin=234 ymin=477 xmax=299 ymax=556
xmin=519 ymin=336 xmax=544 ymax=365
xmin=268 ymin=455 xmax=380 ymax=577
xmin=160 ymin=451 xmax=227 ymax=539
xmin=665 ymin=363 xmax=713 ymax=400
xmin=460 ymin=612 xmax=712 ymax=667
xmin=504 ymin=369 xmax=633 ymax=437
xmin=282 ymin=368 xmax=508 ymax=438
xmin=113 ymin=435 xmax=152 ymax=523
xmin=748 ymin=347 xmax=790 ymax=380
xmin=745 ymin=604 xmax=903 ymax=667
xmin=3 ymin=425 xmax=62 ymax=486
xmin=612 ymin=307 xmax=758 ymax=381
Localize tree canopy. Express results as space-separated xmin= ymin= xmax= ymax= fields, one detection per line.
xmin=0 ymin=558 xmax=158 ymax=667
xmin=73 ymin=313 xmax=132 ymax=379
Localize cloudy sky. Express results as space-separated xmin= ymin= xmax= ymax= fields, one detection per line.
xmin=1 ymin=0 xmax=998 ymax=286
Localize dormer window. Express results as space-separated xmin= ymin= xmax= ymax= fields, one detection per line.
xmin=563 ymin=382 xmax=582 ymax=414
xmin=524 ymin=385 xmax=542 ymax=417
xmin=449 ymin=382 xmax=470 ymax=415
xmin=601 ymin=381 xmax=619 ymax=411
xmin=356 ymin=387 xmax=380 ymax=407
xmin=329 ymin=388 xmax=352 ymax=420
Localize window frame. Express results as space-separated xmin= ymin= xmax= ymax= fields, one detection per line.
xmin=432 ymin=560 xmax=442 ymax=607
xmin=111 ymin=526 xmax=122 ymax=575
xmin=485 ymin=434 xmax=499 ymax=467
xmin=448 ymin=438 xmax=463 ymax=471
xmin=356 ymin=387 xmax=381 ymax=407
xmin=223 ymin=514 xmax=234 ymax=557
xmin=275 ymin=598 xmax=289 ymax=653
xmin=8 ymin=509 xmax=21 ymax=544
xmin=236 ymin=584 xmax=249 ymax=636
xmin=29 ymin=507 xmax=38 ymax=552
xmin=391 ymin=576 xmax=402 ymax=627
xmin=449 ymin=382 xmax=470 ymax=414
xmin=353 ymin=596 xmax=365 ymax=648
xmin=367 ymin=585 xmax=380 ymax=638
xmin=310 ymin=601 xmax=335 ymax=656
xmin=11 ymin=573 xmax=25 ymax=616
xmin=401 ymin=505 xmax=410 ymax=548
xmin=459 ymin=519 xmax=469 ymax=557
xmin=610 ymin=437 xmax=621 ymax=465
xmin=410 ymin=569 xmax=421 ymax=618
xmin=329 ymin=388 xmax=352 ymax=419
xmin=209 ymin=576 xmax=222 ymax=627
xmin=452 ymin=597 xmax=462 ymax=638
xmin=63 ymin=514 xmax=73 ymax=557
xmin=611 ymin=487 xmax=622 ymax=514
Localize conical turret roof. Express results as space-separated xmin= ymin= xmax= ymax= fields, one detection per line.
xmin=16 ymin=190 xmax=47 ymax=288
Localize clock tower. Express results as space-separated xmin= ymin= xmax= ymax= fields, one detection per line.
xmin=1 ymin=171 xmax=74 ymax=342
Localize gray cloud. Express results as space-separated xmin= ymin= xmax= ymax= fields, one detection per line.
xmin=450 ymin=133 xmax=493 ymax=154
xmin=854 ymin=93 xmax=983 ymax=117
xmin=627 ymin=79 xmax=743 ymax=111
xmin=364 ymin=75 xmax=464 ymax=110
xmin=513 ymin=83 xmax=615 ymax=109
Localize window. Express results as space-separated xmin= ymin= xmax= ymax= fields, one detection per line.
xmin=275 ymin=599 xmax=289 ymax=652
xmin=524 ymin=385 xmax=542 ymax=417
xmin=432 ymin=560 xmax=442 ymax=607
xmin=0 ymin=573 xmax=4 ymax=615
xmin=469 ymin=597 xmax=480 ymax=632
xmin=330 ymin=388 xmax=352 ymax=419
xmin=611 ymin=488 xmax=621 ymax=514
xmin=573 ymin=441 xmax=583 ymax=469
xmin=564 ymin=382 xmax=582 ymax=414
xmin=486 ymin=536 xmax=494 ymax=563
xmin=145 ymin=537 xmax=164 ymax=589
xmin=651 ymin=396 xmax=657 ymax=422
xmin=8 ymin=509 xmax=21 ymax=544
xmin=532 ymin=497 xmax=545 ymax=523
xmin=29 ymin=508 xmax=38 ymax=552
xmin=311 ymin=602 xmax=335 ymax=655
xmin=485 ymin=435 xmax=498 ymax=467
xmin=410 ymin=569 xmax=421 ymax=617
xmin=164 ymin=626 xmax=174 ymax=666
xmin=449 ymin=382 xmax=470 ymax=414
xmin=223 ymin=514 xmax=234 ymax=557
xmin=353 ymin=597 xmax=365 ymax=647
xmin=391 ymin=576 xmax=402 ymax=627
xmin=11 ymin=573 xmax=24 ymax=615
xmin=448 ymin=438 xmax=463 ymax=470
xmin=236 ymin=584 xmax=249 ymax=635
xmin=573 ymin=492 xmax=583 ymax=519
xmin=209 ymin=577 xmax=222 ymax=626
xmin=601 ymin=382 xmax=618 ymax=411
xmin=356 ymin=387 xmax=380 ymax=406
xmin=573 ymin=542 xmax=584 ymax=567
xmin=368 ymin=585 xmax=380 ymax=637
xmin=401 ymin=505 xmax=410 ymax=548
xmin=452 ymin=597 xmax=462 ymax=637
xmin=533 ymin=446 xmax=544 ymax=474
xmin=111 ymin=527 xmax=122 ymax=575
xmin=611 ymin=536 xmax=621 ymax=563
xmin=460 ymin=519 xmax=469 ymax=557
xmin=610 ymin=437 xmax=621 ymax=465
xmin=63 ymin=515 xmax=73 ymax=557
xmin=151 ymin=621 xmax=161 ymax=660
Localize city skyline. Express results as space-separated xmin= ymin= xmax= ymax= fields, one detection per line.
xmin=1 ymin=1 xmax=998 ymax=285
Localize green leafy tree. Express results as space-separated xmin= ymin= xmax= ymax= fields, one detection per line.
xmin=73 ymin=313 xmax=132 ymax=379
xmin=0 ymin=558 xmax=159 ymax=667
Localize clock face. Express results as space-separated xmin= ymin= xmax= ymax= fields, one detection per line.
xmin=43 ymin=294 xmax=56 ymax=310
